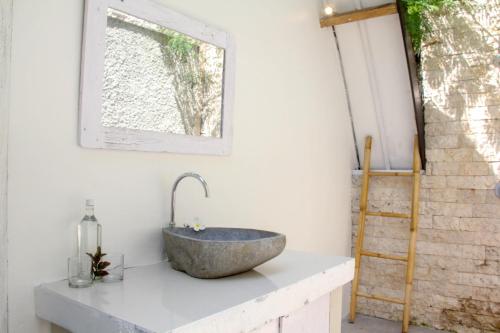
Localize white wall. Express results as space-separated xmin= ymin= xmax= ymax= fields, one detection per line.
xmin=0 ymin=0 xmax=13 ymax=331
xmin=8 ymin=0 xmax=352 ymax=332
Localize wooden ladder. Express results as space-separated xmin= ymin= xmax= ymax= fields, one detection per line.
xmin=349 ymin=135 xmax=421 ymax=333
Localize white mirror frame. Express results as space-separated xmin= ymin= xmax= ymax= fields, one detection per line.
xmin=80 ymin=0 xmax=235 ymax=155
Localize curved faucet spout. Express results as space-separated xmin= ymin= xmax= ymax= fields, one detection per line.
xmin=169 ymin=172 xmax=209 ymax=228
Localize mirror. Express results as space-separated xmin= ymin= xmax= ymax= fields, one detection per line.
xmin=79 ymin=0 xmax=235 ymax=154
xmin=103 ymin=9 xmax=224 ymax=138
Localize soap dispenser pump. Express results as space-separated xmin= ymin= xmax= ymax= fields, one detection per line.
xmin=77 ymin=199 xmax=102 ymax=259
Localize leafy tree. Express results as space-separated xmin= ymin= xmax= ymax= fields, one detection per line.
xmin=401 ymin=0 xmax=461 ymax=55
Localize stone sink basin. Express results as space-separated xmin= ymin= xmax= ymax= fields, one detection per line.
xmin=163 ymin=227 xmax=286 ymax=279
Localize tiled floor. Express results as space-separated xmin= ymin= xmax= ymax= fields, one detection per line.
xmin=342 ymin=315 xmax=446 ymax=333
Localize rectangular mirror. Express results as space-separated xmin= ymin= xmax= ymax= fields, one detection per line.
xmin=80 ymin=0 xmax=235 ymax=154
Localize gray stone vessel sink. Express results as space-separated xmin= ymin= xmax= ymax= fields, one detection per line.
xmin=163 ymin=227 xmax=286 ymax=279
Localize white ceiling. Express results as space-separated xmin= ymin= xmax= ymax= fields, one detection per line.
xmin=333 ymin=0 xmax=417 ymax=170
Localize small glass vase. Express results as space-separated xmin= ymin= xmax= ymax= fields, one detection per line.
xmin=68 ymin=256 xmax=93 ymax=288
xmin=101 ymin=253 xmax=124 ymax=283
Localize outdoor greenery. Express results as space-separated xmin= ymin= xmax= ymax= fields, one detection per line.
xmin=401 ymin=0 xmax=461 ymax=54
xmin=86 ymin=246 xmax=110 ymax=280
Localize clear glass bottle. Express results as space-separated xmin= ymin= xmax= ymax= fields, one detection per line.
xmin=77 ymin=199 xmax=102 ymax=261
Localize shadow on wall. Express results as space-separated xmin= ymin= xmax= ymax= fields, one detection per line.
xmin=423 ymin=1 xmax=499 ymax=178
xmin=419 ymin=1 xmax=500 ymax=331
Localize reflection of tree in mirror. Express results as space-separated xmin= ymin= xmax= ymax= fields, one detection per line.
xmin=160 ymin=30 xmax=224 ymax=138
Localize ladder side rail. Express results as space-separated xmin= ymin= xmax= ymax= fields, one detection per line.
xmin=402 ymin=135 xmax=421 ymax=333
xmin=349 ymin=136 xmax=372 ymax=323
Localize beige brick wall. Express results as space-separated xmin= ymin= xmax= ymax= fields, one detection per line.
xmin=351 ymin=1 xmax=499 ymax=332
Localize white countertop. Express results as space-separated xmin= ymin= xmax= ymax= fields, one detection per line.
xmin=35 ymin=250 xmax=354 ymax=333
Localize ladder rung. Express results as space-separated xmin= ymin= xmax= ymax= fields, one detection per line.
xmin=369 ymin=171 xmax=413 ymax=177
xmin=357 ymin=292 xmax=405 ymax=305
xmin=366 ymin=211 xmax=411 ymax=219
xmin=361 ymin=250 xmax=408 ymax=261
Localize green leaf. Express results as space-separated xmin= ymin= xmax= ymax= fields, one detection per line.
xmin=402 ymin=0 xmax=463 ymax=54
xmin=94 ymin=270 xmax=109 ymax=277
xmin=98 ymin=261 xmax=111 ymax=270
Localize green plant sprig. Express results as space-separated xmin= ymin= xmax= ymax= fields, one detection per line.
xmin=86 ymin=246 xmax=110 ymax=280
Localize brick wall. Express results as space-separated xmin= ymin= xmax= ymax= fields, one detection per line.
xmin=351 ymin=1 xmax=499 ymax=332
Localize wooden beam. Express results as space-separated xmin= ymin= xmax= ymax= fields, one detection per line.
xmin=320 ymin=3 xmax=397 ymax=28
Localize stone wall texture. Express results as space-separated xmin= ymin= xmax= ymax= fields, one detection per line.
xmin=351 ymin=1 xmax=500 ymax=332
xmin=103 ymin=16 xmax=184 ymax=134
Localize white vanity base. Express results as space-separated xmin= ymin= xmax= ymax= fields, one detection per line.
xmin=35 ymin=251 xmax=354 ymax=333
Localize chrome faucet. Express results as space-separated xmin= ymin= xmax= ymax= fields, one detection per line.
xmin=169 ymin=172 xmax=209 ymax=228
